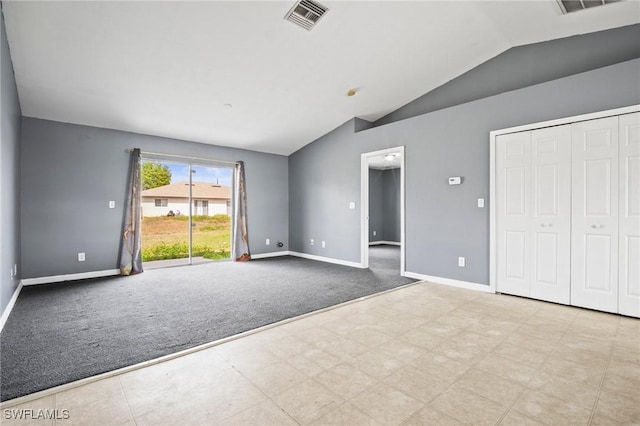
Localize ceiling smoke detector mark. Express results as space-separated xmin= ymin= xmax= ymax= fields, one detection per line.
xmin=557 ymin=0 xmax=620 ymax=14
xmin=285 ymin=0 xmax=329 ymax=31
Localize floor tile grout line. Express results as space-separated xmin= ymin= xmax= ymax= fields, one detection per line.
xmin=117 ymin=376 xmax=139 ymax=426
xmin=266 ymin=375 xmax=354 ymax=425
xmin=492 ymin=303 xmax=558 ymax=426
xmin=225 ymin=364 xmax=297 ymax=426
xmin=503 ymin=307 xmax=608 ymax=426
xmin=586 ymin=318 xmax=619 ymax=426
xmin=391 ymin=302 xmax=516 ymax=426
xmin=343 ymin=374 xmax=424 ymax=426
xmin=227 ymin=334 xmax=363 ymax=426
xmin=52 ymin=393 xmax=57 ymax=426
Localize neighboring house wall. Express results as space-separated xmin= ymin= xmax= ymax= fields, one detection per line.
xmin=141 ymin=197 xmax=228 ymax=217
xmin=20 ymin=118 xmax=288 ymax=279
xmin=0 ymin=8 xmax=21 ymax=316
xmin=289 ymin=58 xmax=640 ymax=285
xmin=368 ymin=168 xmax=400 ymax=243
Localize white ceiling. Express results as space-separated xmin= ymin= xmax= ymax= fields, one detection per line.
xmin=3 ymin=1 xmax=639 ymax=155
xmin=368 ymin=153 xmax=401 ymax=170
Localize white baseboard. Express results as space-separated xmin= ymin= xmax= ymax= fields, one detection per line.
xmin=0 ymin=280 xmax=23 ymax=333
xmin=369 ymin=241 xmax=401 ymax=246
xmin=251 ymin=251 xmax=291 ymax=259
xmin=252 ymin=250 xmax=366 ymax=269
xmin=288 ymin=251 xmax=365 ymax=269
xmin=21 ymin=269 xmax=120 ymax=286
xmin=404 ymin=272 xmax=493 ymax=293
xmin=18 ymin=251 xmax=365 ymax=288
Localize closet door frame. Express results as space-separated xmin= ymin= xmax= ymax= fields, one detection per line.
xmin=490 ymin=105 xmax=640 ymax=294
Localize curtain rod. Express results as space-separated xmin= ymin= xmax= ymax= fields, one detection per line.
xmin=125 ymin=149 xmax=238 ymax=166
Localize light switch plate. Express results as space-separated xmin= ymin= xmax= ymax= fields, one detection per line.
xmin=349 ymin=202 xmax=356 ymax=209
xmin=458 ymin=257 xmax=465 ymax=267
xmin=109 ymin=201 xmax=115 ymax=209
xmin=477 ymin=198 xmax=485 ymax=208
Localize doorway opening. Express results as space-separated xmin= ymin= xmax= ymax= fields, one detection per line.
xmin=360 ymin=146 xmax=405 ymax=275
xmin=140 ymin=158 xmax=233 ymax=269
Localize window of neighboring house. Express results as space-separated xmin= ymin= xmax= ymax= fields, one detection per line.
xmin=155 ymin=199 xmax=168 ymax=207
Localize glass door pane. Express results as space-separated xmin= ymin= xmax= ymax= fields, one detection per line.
xmin=140 ymin=159 xmax=191 ymax=269
xmin=190 ymin=164 xmax=233 ymax=265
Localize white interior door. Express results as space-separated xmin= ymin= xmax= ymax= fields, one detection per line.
xmin=618 ymin=112 xmax=640 ymax=318
xmin=571 ymin=117 xmax=619 ymax=313
xmin=530 ymin=125 xmax=571 ymax=304
xmin=496 ymin=132 xmax=531 ymax=297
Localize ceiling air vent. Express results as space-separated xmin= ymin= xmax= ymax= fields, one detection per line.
xmin=285 ymin=0 xmax=329 ymax=31
xmin=557 ymin=0 xmax=620 ymax=14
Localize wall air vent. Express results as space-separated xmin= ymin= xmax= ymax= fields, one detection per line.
xmin=557 ymin=0 xmax=620 ymax=14
xmin=285 ymin=0 xmax=329 ymax=31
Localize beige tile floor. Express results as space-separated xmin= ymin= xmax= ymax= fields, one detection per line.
xmin=2 ymin=282 xmax=639 ymax=426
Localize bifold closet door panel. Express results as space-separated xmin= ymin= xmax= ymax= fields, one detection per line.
xmin=571 ymin=116 xmax=619 ymax=313
xmin=496 ymin=131 xmax=531 ymax=298
xmin=530 ymin=125 xmax=571 ymax=304
xmin=619 ymin=112 xmax=640 ymax=318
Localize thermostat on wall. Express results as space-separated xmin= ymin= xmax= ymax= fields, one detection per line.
xmin=448 ymin=177 xmax=462 ymax=185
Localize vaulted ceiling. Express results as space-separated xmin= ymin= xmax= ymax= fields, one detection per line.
xmin=3 ymin=1 xmax=639 ymax=155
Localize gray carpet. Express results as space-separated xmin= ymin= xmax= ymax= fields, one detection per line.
xmin=0 ymin=246 xmax=414 ymax=401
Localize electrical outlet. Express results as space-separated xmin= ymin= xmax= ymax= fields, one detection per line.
xmin=458 ymin=257 xmax=465 ymax=267
xmin=349 ymin=202 xmax=356 ymax=209
xmin=310 ymin=239 xmax=314 ymax=245
xmin=78 ymin=252 xmax=86 ymax=262
xmin=13 ymin=264 xmax=17 ymax=277
xmin=322 ymin=241 xmax=326 ymax=248
xmin=266 ymin=238 xmax=270 ymax=245
xmin=373 ymin=230 xmax=377 ymax=236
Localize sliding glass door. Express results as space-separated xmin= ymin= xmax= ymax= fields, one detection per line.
xmin=140 ymin=159 xmax=233 ymax=269
xmin=190 ymin=164 xmax=233 ymax=265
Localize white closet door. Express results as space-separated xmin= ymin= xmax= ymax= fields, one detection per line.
xmin=530 ymin=125 xmax=571 ymax=304
xmin=619 ymin=112 xmax=640 ymax=318
xmin=571 ymin=117 xmax=619 ymax=313
xmin=497 ymin=131 xmax=531 ymax=297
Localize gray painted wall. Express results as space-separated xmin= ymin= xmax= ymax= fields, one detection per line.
xmin=368 ymin=169 xmax=383 ymax=243
xmin=0 ymin=8 xmax=21 ymax=315
xmin=20 ymin=118 xmax=289 ymax=279
xmin=369 ymin=168 xmax=400 ymax=243
xmin=382 ymin=168 xmax=400 ymax=242
xmin=375 ymin=24 xmax=640 ymax=127
xmin=289 ymin=59 xmax=640 ymax=284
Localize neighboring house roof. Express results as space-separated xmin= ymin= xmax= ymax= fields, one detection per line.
xmin=141 ymin=181 xmax=231 ymax=200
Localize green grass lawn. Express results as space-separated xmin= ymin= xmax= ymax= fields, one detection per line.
xmin=141 ymin=215 xmax=231 ymax=261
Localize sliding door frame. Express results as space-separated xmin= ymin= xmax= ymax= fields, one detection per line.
xmin=139 ymin=152 xmax=236 ymax=267
xmin=360 ymin=146 xmax=406 ymax=275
